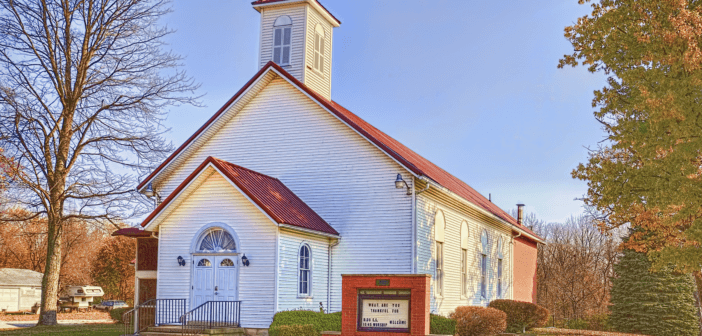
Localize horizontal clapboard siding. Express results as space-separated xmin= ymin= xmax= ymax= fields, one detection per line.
xmin=278 ymin=230 xmax=329 ymax=311
xmin=259 ymin=5 xmax=306 ymax=81
xmin=156 ymin=171 xmax=277 ymax=328
xmin=417 ymin=189 xmax=512 ymax=316
xmin=155 ymin=77 xmax=414 ymax=314
xmin=303 ymin=5 xmax=333 ymax=100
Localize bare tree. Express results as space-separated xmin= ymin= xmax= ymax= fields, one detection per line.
xmin=0 ymin=0 xmax=197 ymax=325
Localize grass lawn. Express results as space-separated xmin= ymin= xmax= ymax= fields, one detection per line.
xmin=0 ymin=323 xmax=122 ymax=335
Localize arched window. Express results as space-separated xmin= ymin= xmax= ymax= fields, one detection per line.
xmin=480 ymin=229 xmax=489 ymax=299
xmin=298 ymin=244 xmax=311 ymax=296
xmin=460 ymin=221 xmax=469 ymax=297
xmin=220 ymin=258 xmax=235 ymax=267
xmin=497 ymin=236 xmax=504 ymax=298
xmin=273 ymin=16 xmax=292 ymax=66
xmin=313 ymin=24 xmax=325 ymax=73
xmin=434 ymin=210 xmax=445 ymax=297
xmin=197 ymin=258 xmax=211 ymax=267
xmin=197 ymin=228 xmax=237 ymax=252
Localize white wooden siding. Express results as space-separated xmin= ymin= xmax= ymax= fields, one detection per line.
xmin=155 ymin=77 xmax=414 ymax=313
xmin=259 ymin=5 xmax=306 ymax=81
xmin=156 ymin=171 xmax=278 ymax=328
xmin=303 ymin=4 xmax=333 ymax=100
xmin=416 ymin=189 xmax=512 ymax=316
xmin=277 ymin=230 xmax=329 ymax=311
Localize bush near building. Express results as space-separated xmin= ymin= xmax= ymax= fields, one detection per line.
xmin=430 ymin=313 xmax=456 ymax=335
xmin=610 ymin=249 xmax=700 ymax=336
xmin=270 ymin=311 xmax=341 ymax=334
xmin=489 ymin=299 xmax=549 ymax=333
xmin=449 ymin=306 xmax=506 ymax=336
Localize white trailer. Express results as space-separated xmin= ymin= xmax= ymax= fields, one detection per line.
xmin=60 ymin=286 xmax=104 ymax=311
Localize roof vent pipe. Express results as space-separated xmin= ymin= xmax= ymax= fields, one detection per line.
xmin=516 ymin=204 xmax=525 ymax=225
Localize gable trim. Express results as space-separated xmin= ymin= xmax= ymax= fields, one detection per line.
xmin=137 ymin=61 xmax=419 ymax=192
xmin=136 ymin=64 xmax=275 ymax=192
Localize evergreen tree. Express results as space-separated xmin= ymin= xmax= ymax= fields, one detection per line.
xmin=610 ymin=249 xmax=700 ymax=336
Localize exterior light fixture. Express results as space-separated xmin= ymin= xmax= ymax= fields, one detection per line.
xmin=177 ymin=256 xmax=185 ymax=266
xmin=144 ymin=183 xmax=155 ymax=198
xmin=394 ymin=174 xmax=412 ymax=195
xmin=241 ymin=254 xmax=250 ymax=267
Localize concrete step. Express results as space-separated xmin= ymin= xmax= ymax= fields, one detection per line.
xmin=143 ymin=325 xmax=245 ymax=335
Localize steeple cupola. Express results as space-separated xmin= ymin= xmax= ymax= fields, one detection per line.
xmin=253 ymin=0 xmax=340 ymax=100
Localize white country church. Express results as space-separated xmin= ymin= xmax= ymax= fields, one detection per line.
xmin=116 ymin=0 xmax=543 ymax=329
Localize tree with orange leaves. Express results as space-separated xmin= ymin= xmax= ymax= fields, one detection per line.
xmin=563 ymin=0 xmax=702 ymax=271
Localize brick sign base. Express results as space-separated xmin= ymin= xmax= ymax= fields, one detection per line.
xmin=340 ymin=274 xmax=431 ymax=336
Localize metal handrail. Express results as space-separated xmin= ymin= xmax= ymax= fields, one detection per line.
xmin=122 ymin=298 xmax=186 ymax=335
xmin=180 ymin=300 xmax=241 ymax=336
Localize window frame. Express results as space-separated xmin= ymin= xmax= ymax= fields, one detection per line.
xmin=435 ymin=241 xmax=444 ymax=297
xmin=480 ymin=253 xmax=487 ymax=299
xmin=272 ymin=16 xmax=292 ymax=66
xmin=497 ymin=258 xmax=503 ymax=298
xmin=461 ymin=248 xmax=468 ymax=298
xmin=313 ymin=24 xmax=325 ymax=73
xmin=298 ymin=243 xmax=312 ymax=297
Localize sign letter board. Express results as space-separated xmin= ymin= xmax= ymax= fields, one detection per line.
xmin=357 ymin=290 xmax=410 ymax=333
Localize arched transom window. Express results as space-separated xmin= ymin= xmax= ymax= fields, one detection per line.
xmin=198 ymin=229 xmax=236 ymax=253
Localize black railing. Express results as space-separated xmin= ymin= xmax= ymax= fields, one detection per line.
xmin=122 ymin=299 xmax=186 ymax=335
xmin=180 ymin=301 xmax=241 ymax=335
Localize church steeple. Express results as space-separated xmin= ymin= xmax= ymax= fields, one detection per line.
xmin=253 ymin=0 xmax=340 ymax=100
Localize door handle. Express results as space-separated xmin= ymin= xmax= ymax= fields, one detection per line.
xmin=215 ymin=286 xmax=218 ymax=291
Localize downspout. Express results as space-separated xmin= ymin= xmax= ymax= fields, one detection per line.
xmin=327 ymin=238 xmax=340 ymax=312
xmin=412 ymin=179 xmax=430 ymax=274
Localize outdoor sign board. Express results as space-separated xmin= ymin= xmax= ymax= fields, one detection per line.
xmin=357 ymin=289 xmax=411 ymax=333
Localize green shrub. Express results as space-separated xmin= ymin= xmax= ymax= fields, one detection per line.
xmin=269 ymin=324 xmax=318 ymax=336
xmin=566 ymin=318 xmax=589 ymax=330
xmin=430 ymin=313 xmax=456 ymax=335
xmin=610 ymin=249 xmax=700 ymax=336
xmin=270 ymin=310 xmax=341 ymax=333
xmin=109 ymin=307 xmax=130 ymax=323
xmin=488 ymin=299 xmax=549 ymax=333
xmin=583 ymin=314 xmax=613 ymax=332
xmin=450 ymin=306 xmax=506 ymax=336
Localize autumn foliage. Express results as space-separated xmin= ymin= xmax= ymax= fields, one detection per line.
xmin=449 ymin=306 xmax=507 ymax=336
xmin=90 ymin=236 xmax=136 ymax=303
xmin=563 ymin=0 xmax=702 ymax=270
xmin=0 ymin=208 xmax=135 ymax=302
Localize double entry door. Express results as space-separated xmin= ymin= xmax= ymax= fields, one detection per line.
xmin=192 ymin=256 xmax=238 ymax=307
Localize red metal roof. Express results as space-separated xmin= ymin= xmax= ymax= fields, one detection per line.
xmin=112 ymin=227 xmax=152 ymax=238
xmin=251 ymin=0 xmax=341 ymax=25
xmin=140 ymin=156 xmax=338 ymax=236
xmin=137 ymin=61 xmax=541 ymax=242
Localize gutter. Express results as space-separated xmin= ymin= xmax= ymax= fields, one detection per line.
xmin=327 ymin=238 xmax=340 ymax=312
xmin=417 ymin=176 xmax=545 ymax=244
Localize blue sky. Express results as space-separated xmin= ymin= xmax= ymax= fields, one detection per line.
xmin=159 ymin=0 xmax=606 ymax=224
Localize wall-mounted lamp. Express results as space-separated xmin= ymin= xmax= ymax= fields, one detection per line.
xmin=177 ymin=256 xmax=186 ymax=266
xmin=143 ymin=183 xmax=161 ymax=205
xmin=241 ymin=254 xmax=250 ymax=267
xmin=394 ymin=174 xmax=412 ymax=195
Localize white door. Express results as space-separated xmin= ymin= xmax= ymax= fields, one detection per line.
xmin=214 ymin=257 xmax=237 ymax=301
xmin=192 ymin=256 xmax=238 ymax=308
xmin=193 ymin=257 xmax=215 ymax=308
xmin=0 ymin=288 xmax=19 ymax=312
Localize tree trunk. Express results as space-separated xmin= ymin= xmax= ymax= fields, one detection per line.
xmin=37 ymin=217 xmax=62 ymax=326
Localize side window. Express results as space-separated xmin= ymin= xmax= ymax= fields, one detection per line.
xmin=298 ymin=244 xmax=311 ymax=296
xmin=497 ymin=237 xmax=503 ymax=298
xmin=273 ymin=16 xmax=292 ymax=66
xmin=313 ymin=24 xmax=325 ymax=73
xmin=434 ymin=210 xmax=445 ymax=297
xmin=480 ymin=230 xmax=489 ymax=299
xmin=461 ymin=221 xmax=469 ymax=298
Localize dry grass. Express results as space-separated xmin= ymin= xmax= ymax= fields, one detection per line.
xmin=0 ymin=311 xmax=112 ymax=322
